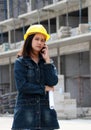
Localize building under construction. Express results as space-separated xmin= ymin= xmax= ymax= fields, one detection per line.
xmin=0 ymin=0 xmax=91 ymax=119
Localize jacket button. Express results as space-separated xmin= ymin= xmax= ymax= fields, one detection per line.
xmin=37 ymin=100 xmax=39 ymax=103
xmin=37 ymin=111 xmax=39 ymax=114
xmin=36 ymin=79 xmax=39 ymax=82
xmin=36 ymin=68 xmax=39 ymax=71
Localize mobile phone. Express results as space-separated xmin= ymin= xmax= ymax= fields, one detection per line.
xmin=41 ymin=47 xmax=46 ymax=53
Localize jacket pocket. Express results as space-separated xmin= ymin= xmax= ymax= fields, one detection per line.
xmin=13 ymin=106 xmax=36 ymax=129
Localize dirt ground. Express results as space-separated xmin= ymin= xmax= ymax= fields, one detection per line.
xmin=0 ymin=116 xmax=91 ymax=130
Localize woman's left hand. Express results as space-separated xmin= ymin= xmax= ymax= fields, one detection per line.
xmin=45 ymin=86 xmax=54 ymax=92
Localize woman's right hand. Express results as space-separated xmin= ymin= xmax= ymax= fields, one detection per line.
xmin=41 ymin=44 xmax=50 ymax=63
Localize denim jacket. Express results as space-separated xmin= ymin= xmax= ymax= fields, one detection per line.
xmin=12 ymin=56 xmax=59 ymax=130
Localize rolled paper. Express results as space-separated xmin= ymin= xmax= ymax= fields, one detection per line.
xmin=49 ymin=90 xmax=54 ymax=109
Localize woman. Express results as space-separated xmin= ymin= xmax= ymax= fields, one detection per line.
xmin=12 ymin=24 xmax=59 ymax=130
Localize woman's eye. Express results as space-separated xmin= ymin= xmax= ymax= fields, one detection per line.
xmin=35 ymin=38 xmax=39 ymax=41
xmin=41 ymin=39 xmax=45 ymax=42
xmin=35 ymin=37 xmax=45 ymax=42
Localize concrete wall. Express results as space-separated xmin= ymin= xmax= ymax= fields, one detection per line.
xmin=63 ymin=52 xmax=91 ymax=107
xmin=54 ymin=75 xmax=77 ymax=119
xmin=0 ymin=65 xmax=10 ymax=94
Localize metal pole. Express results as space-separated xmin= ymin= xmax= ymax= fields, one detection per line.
xmin=57 ymin=48 xmax=60 ymax=74
xmin=48 ymin=11 xmax=51 ymax=34
xmin=8 ymin=56 xmax=12 ymax=109
xmin=89 ymin=41 xmax=91 ymax=90
xmin=22 ymin=19 xmax=25 ymax=35
xmin=37 ymin=9 xmax=40 ymax=24
xmin=9 ymin=57 xmax=12 ymax=94
xmin=7 ymin=0 xmax=12 ymax=103
xmin=7 ymin=0 xmax=11 ymax=49
xmin=13 ymin=20 xmax=16 ymax=49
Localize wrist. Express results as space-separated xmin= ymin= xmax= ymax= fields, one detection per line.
xmin=45 ymin=57 xmax=50 ymax=63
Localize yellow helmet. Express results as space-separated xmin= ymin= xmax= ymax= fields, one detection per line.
xmin=24 ymin=24 xmax=50 ymax=41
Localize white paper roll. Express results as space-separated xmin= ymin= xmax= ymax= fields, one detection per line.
xmin=49 ymin=90 xmax=54 ymax=109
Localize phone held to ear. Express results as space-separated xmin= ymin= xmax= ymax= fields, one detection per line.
xmin=41 ymin=47 xmax=46 ymax=53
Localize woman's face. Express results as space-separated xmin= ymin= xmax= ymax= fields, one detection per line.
xmin=32 ymin=33 xmax=46 ymax=53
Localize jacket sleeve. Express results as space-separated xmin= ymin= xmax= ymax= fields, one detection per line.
xmin=14 ymin=59 xmax=44 ymax=94
xmin=44 ymin=62 xmax=58 ymax=86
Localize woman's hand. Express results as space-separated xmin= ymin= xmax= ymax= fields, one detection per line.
xmin=41 ymin=44 xmax=50 ymax=63
xmin=45 ymin=86 xmax=54 ymax=92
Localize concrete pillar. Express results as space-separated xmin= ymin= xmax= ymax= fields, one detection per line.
xmin=53 ymin=0 xmax=56 ymax=3
xmin=7 ymin=0 xmax=10 ymax=19
xmin=56 ymin=13 xmax=60 ymax=32
xmin=79 ymin=0 xmax=82 ymax=24
xmin=27 ymin=0 xmax=32 ymax=12
xmin=13 ymin=20 xmax=16 ymax=48
xmin=66 ymin=0 xmax=69 ymax=26
xmin=29 ymin=0 xmax=32 ymax=11
xmin=0 ymin=26 xmax=4 ymax=43
xmin=88 ymin=5 xmax=91 ymax=22
xmin=48 ymin=11 xmax=51 ymax=34
xmin=37 ymin=10 xmax=40 ymax=24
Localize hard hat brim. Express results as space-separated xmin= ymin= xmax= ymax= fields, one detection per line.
xmin=24 ymin=32 xmax=50 ymax=41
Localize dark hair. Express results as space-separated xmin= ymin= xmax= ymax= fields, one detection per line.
xmin=17 ymin=34 xmax=35 ymax=57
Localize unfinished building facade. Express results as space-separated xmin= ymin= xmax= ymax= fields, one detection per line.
xmin=0 ymin=0 xmax=91 ymax=118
